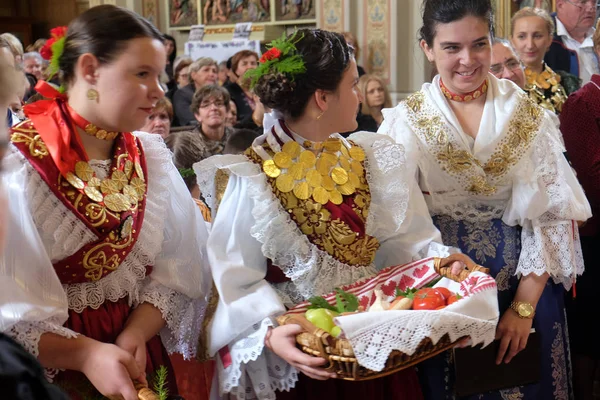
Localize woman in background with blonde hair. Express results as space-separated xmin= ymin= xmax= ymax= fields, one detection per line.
xmin=510 ymin=7 xmax=578 ymax=113
xmin=356 ymin=73 xmax=392 ymax=132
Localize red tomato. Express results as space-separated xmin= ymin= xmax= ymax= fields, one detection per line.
xmin=413 ymin=288 xmax=445 ymax=310
xmin=434 ymin=287 xmax=452 ymax=301
xmin=446 ymin=294 xmax=462 ymax=305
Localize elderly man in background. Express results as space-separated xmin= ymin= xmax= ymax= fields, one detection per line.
xmin=545 ymin=0 xmax=599 ymax=84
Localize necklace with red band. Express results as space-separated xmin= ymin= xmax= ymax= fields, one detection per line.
xmin=65 ymin=106 xmax=119 ymax=141
xmin=439 ymin=78 xmax=488 ymax=102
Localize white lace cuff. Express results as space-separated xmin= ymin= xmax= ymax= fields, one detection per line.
xmin=8 ymin=317 xmax=79 ymax=382
xmin=139 ymin=279 xmax=206 ymax=359
xmin=517 ymin=221 xmax=583 ymax=290
xmin=218 ymin=317 xmax=298 ymax=400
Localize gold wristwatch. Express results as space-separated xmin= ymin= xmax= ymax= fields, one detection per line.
xmin=510 ymin=301 xmax=535 ymax=319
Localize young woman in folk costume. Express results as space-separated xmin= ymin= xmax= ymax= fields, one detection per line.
xmin=381 ymin=0 xmax=591 ymax=398
xmin=194 ymin=29 xmax=466 ymax=400
xmin=0 ymin=5 xmax=210 ymax=400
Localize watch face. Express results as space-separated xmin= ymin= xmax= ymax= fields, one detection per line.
xmin=517 ymin=303 xmax=533 ymax=317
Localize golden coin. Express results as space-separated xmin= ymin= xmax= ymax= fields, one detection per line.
xmin=321 ymin=175 xmax=336 ymax=191
xmin=339 ymin=155 xmax=351 ymax=171
xmin=104 ymin=193 xmax=129 ymax=212
xmin=316 ymin=157 xmax=334 ymax=176
xmin=282 ymin=141 xmax=301 ymax=158
xmin=349 ymin=146 xmax=366 ymax=161
xmin=65 ymin=172 xmax=84 ymax=189
xmin=299 ymin=150 xmax=316 ymax=168
xmin=323 ymin=139 xmax=342 ymax=152
xmin=111 ymin=170 xmax=128 ymax=190
xmin=340 ymin=144 xmax=350 ymax=158
xmin=135 ymin=162 xmax=145 ymax=181
xmin=331 ymin=167 xmax=349 ymax=185
xmin=348 ymin=171 xmax=361 ymax=188
xmin=293 ymin=181 xmax=311 ymax=200
xmin=288 ymin=163 xmax=305 ymax=180
xmin=130 ymin=177 xmax=147 ymax=198
xmin=84 ymin=186 xmax=104 ymax=202
xmin=320 ymin=152 xmax=338 ymax=165
xmin=96 ymin=130 xmax=108 ymax=140
xmin=75 ymin=161 xmax=94 ymax=182
xmin=351 ymin=160 xmax=364 ymax=175
xmin=273 ymin=152 xmax=293 ymax=169
xmin=123 ymin=184 xmax=139 ymax=203
xmin=305 ymin=169 xmax=322 ymax=187
xmin=312 ymin=186 xmax=330 ymax=205
xmin=339 ymin=181 xmax=356 ymax=195
xmin=124 ymin=160 xmax=134 ymax=179
xmin=100 ymin=179 xmax=119 ymax=195
xmin=329 ymin=189 xmax=343 ymax=205
xmin=85 ymin=124 xmax=97 ymax=136
xmin=263 ymin=159 xmax=281 ymax=178
xmin=276 ymin=174 xmax=295 ymax=193
xmin=88 ymin=177 xmax=102 ymax=188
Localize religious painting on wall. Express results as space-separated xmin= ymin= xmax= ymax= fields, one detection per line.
xmin=275 ymin=0 xmax=316 ymax=22
xmin=201 ymin=0 xmax=270 ymax=25
xmin=142 ymin=0 xmax=159 ymax=27
xmin=168 ymin=0 xmax=199 ymax=29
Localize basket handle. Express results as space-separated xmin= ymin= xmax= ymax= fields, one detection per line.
xmin=433 ymin=253 xmax=490 ymax=282
xmin=276 ymin=314 xmax=330 ymax=359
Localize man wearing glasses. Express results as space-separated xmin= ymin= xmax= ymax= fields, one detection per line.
xmin=545 ymin=0 xmax=599 ymax=84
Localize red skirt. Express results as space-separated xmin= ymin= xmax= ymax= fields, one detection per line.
xmin=53 ymin=297 xmax=178 ymax=399
xmin=276 ymin=367 xmax=423 ymax=400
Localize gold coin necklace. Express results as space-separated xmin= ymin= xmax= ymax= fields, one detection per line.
xmin=64 ymin=107 xmax=147 ymax=213
xmin=262 ymin=138 xmax=366 ymax=205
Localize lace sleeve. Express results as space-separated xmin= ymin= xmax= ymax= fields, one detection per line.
xmin=217 ymin=317 xmax=298 ymax=400
xmin=139 ymin=279 xmax=206 ymax=359
xmin=8 ymin=318 xmax=78 ymax=381
xmin=509 ymin=119 xmax=591 ymax=288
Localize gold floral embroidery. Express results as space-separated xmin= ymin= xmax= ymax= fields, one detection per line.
xmin=82 ymin=230 xmax=133 ymax=281
xmin=525 ymin=65 xmax=568 ymax=114
xmin=246 ymin=145 xmax=379 ymax=266
xmin=499 ymin=388 xmax=525 ymax=400
xmin=10 ymin=129 xmax=49 ymax=159
xmin=401 ymin=91 xmax=543 ymax=195
xmin=462 ymin=220 xmax=500 ymax=263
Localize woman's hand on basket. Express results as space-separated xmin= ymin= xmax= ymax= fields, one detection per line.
xmin=265 ymin=325 xmax=337 ymax=380
xmin=494 ymin=310 xmax=533 ymax=365
xmin=449 ymin=261 xmax=465 ymax=276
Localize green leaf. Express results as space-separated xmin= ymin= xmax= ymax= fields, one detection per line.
xmin=307 ymin=296 xmax=337 ymax=312
xmin=395 ymin=287 xmax=417 ymax=299
xmin=335 ymin=288 xmax=359 ymax=313
xmin=424 ymin=276 xmax=442 ymax=288
xmin=152 ymin=365 xmax=169 ymax=400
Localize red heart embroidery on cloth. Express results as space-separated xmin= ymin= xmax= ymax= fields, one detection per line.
xmin=380 ymin=281 xmax=397 ymax=297
xmin=360 ymin=292 xmax=375 ymax=309
xmin=413 ymin=265 xmax=428 ymax=279
xmin=398 ymin=275 xmax=415 ymax=291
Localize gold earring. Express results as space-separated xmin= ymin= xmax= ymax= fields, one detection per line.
xmin=87 ymin=88 xmax=99 ymax=102
xmin=316 ymin=110 xmax=325 ymax=120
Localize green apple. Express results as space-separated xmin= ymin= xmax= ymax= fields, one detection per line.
xmin=305 ymin=308 xmax=338 ymax=333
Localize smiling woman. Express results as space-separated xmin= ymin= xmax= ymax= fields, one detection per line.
xmin=381 ymin=0 xmax=591 ymax=398
xmin=0 ymin=5 xmax=211 ymax=400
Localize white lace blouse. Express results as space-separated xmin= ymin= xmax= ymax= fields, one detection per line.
xmin=194 ymin=119 xmax=455 ymax=399
xmin=381 ymin=75 xmax=591 ymax=289
xmin=0 ymin=132 xmax=210 ymax=366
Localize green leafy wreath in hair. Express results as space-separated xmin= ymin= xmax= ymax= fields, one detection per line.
xmin=40 ymin=26 xmax=68 ymax=92
xmin=244 ymin=31 xmax=307 ymax=89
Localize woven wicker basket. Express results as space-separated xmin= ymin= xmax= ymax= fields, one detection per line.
xmin=276 ymin=253 xmax=490 ymax=381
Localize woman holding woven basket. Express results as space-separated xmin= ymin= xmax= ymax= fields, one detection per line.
xmin=194 ymin=29 xmax=467 ymax=399
xmin=382 ymin=0 xmax=591 ymax=398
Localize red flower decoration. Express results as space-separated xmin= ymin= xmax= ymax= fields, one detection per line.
xmin=40 ymin=38 xmax=56 ymax=61
xmin=260 ymin=47 xmax=282 ymax=63
xmin=50 ymin=26 xmax=68 ymax=39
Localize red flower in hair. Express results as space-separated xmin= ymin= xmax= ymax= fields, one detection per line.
xmin=260 ymin=47 xmax=282 ymax=63
xmin=40 ymin=38 xmax=56 ymax=61
xmin=50 ymin=26 xmax=68 ymax=39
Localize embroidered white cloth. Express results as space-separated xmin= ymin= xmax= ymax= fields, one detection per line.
xmin=381 ymin=75 xmax=591 ymax=289
xmin=0 ymin=132 xmax=210 ymax=363
xmin=195 ymin=120 xmax=458 ymax=399
xmin=285 ymin=258 xmax=499 ymax=372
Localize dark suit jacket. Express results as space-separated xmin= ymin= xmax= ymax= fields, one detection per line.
xmin=172 ymin=83 xmax=196 ymax=126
